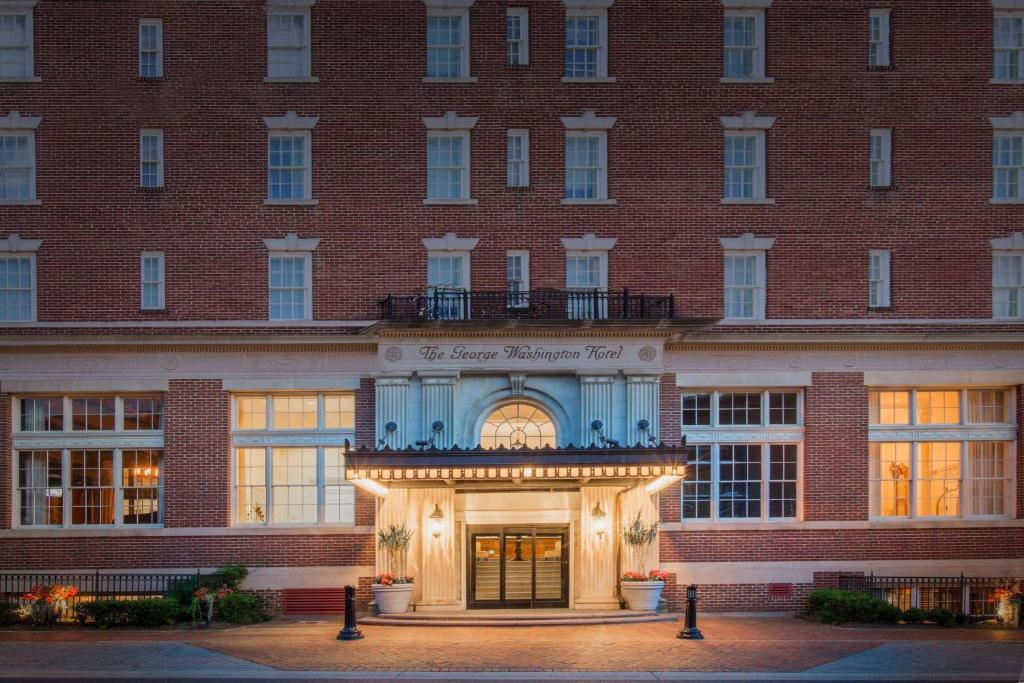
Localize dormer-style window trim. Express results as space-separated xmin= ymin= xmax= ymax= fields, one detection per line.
xmin=720 ymin=233 xmax=775 ymax=251
xmin=561 ymin=232 xmax=617 ymax=252
xmin=423 ymin=232 xmax=480 ymax=252
xmin=0 ymin=0 xmax=38 ymax=82
xmin=263 ymin=110 xmax=319 ymax=130
xmin=422 ymin=110 xmax=479 ymax=131
xmin=561 ymin=109 xmax=617 ymax=131
xmin=0 ymin=233 xmax=41 ymax=252
xmin=263 ymin=232 xmax=321 ymax=252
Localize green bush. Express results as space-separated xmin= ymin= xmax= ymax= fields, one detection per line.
xmin=0 ymin=601 xmax=20 ymax=626
xmin=923 ymin=608 xmax=956 ymax=627
xmin=168 ymin=579 xmax=199 ymax=607
xmin=76 ymin=600 xmax=129 ymax=628
xmin=901 ymin=607 xmax=928 ymax=623
xmin=125 ymin=598 xmax=179 ymax=627
xmin=806 ymin=589 xmax=902 ymax=624
xmin=216 ymin=592 xmax=269 ymax=625
xmin=216 ymin=564 xmax=248 ymax=590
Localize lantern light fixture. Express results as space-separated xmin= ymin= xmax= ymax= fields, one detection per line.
xmin=429 ymin=503 xmax=445 ymax=538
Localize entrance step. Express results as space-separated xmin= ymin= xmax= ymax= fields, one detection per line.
xmin=362 ymin=609 xmax=680 ymax=627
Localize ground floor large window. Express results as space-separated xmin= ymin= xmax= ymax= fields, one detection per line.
xmin=234 ymin=446 xmax=354 ymax=525
xmin=681 ymin=443 xmax=799 ymax=520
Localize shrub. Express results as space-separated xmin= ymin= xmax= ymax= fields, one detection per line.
xmin=216 ymin=592 xmax=269 ymax=625
xmin=0 ymin=601 xmax=20 ymax=626
xmin=806 ymin=589 xmax=901 ymax=624
xmin=125 ymin=598 xmax=179 ymax=627
xmin=216 ymin=564 xmax=248 ymax=590
xmin=924 ymin=608 xmax=956 ymax=628
xmin=168 ymin=580 xmax=199 ymax=607
xmin=901 ymin=607 xmax=928 ymax=624
xmin=76 ymin=600 xmax=129 ymax=628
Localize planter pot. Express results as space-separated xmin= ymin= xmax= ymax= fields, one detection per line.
xmin=620 ymin=581 xmax=665 ymax=611
xmin=372 ymin=583 xmax=414 ymax=614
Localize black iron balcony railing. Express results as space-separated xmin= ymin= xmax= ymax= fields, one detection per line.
xmin=379 ymin=289 xmax=675 ymax=322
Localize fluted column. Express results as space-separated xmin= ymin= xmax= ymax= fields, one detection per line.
xmin=420 ymin=373 xmax=458 ymax=448
xmin=375 ymin=375 xmax=410 ymax=449
xmin=576 ymin=485 xmax=620 ymax=610
xmin=625 ymin=374 xmax=661 ymax=446
xmin=579 ymin=374 xmax=615 ymax=446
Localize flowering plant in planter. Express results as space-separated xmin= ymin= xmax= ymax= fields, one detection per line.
xmin=622 ymin=569 xmax=670 ymax=583
xmin=20 ymin=584 xmax=78 ymax=626
xmin=191 ymin=584 xmax=235 ymax=625
xmin=619 ymin=514 xmax=665 ymax=611
xmin=373 ymin=524 xmax=416 ymax=614
xmin=993 ymin=587 xmax=1023 ymax=626
xmin=373 ymin=572 xmax=414 ymax=586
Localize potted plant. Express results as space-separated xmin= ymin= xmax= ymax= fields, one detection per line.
xmin=619 ymin=513 xmax=664 ymax=611
xmin=373 ymin=523 xmax=415 ymax=614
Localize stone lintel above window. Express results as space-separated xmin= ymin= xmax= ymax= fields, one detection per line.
xmin=719 ymin=232 xmax=775 ymax=251
xmin=991 ymin=111 xmax=1024 ymax=129
xmin=720 ymin=111 xmax=776 ymax=130
xmin=721 ymin=0 xmax=772 ymax=7
xmin=422 ymin=111 xmax=479 ymax=130
xmin=561 ymin=110 xmax=616 ymax=130
xmin=992 ymin=0 xmax=1024 ymax=10
xmin=263 ymin=232 xmax=320 ymax=251
xmin=563 ymin=0 xmax=615 ymax=9
xmin=0 ymin=111 xmax=41 ymax=130
xmin=423 ymin=0 xmax=475 ymax=7
xmin=0 ymin=233 xmax=41 ymax=252
xmin=561 ymin=232 xmax=617 ymax=251
xmin=262 ymin=111 xmax=319 ymax=130
xmin=991 ymin=231 xmax=1024 ymax=250
xmin=422 ymin=232 xmax=479 ymax=252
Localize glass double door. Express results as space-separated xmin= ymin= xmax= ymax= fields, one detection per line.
xmin=469 ymin=527 xmax=569 ymax=609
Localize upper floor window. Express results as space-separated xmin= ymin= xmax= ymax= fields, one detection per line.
xmin=138 ymin=19 xmax=163 ymax=78
xmin=868 ymin=249 xmax=891 ymax=309
xmin=235 ymin=393 xmax=354 ymax=431
xmin=507 ymin=129 xmax=529 ymax=188
xmin=994 ymin=11 xmax=1023 ymax=82
xmin=561 ymin=110 xmax=615 ymax=204
xmin=267 ymin=1 xmax=313 ymax=81
xmin=426 ymin=252 xmax=468 ymax=319
xmin=506 ymin=250 xmax=529 ymax=308
xmin=993 ymin=250 xmax=1024 ymax=319
xmin=423 ymin=111 xmax=477 ymax=204
xmin=18 ymin=395 xmax=163 ymax=433
xmin=721 ymin=111 xmax=774 ymax=203
xmin=268 ymin=253 xmax=311 ymax=321
xmin=480 ymin=403 xmax=555 ymax=450
xmin=722 ymin=1 xmax=770 ymax=82
xmin=566 ymin=252 xmax=607 ymax=319
xmin=870 ymin=128 xmax=892 ymax=188
xmin=0 ymin=253 xmax=34 ymax=321
xmin=868 ymin=9 xmax=890 ymax=68
xmin=507 ymin=7 xmax=528 ymax=66
xmin=0 ymin=2 xmax=34 ymax=81
xmin=993 ymin=132 xmax=1023 ymax=201
xmin=264 ymin=111 xmax=318 ymax=205
xmin=140 ymin=129 xmax=164 ymax=188
xmin=0 ymin=112 xmax=39 ymax=203
xmin=426 ymin=6 xmax=470 ymax=80
xmin=683 ymin=390 xmax=800 ymax=427
xmin=564 ymin=4 xmax=609 ymax=80
xmin=723 ymin=252 xmax=764 ymax=320
xmin=140 ymin=251 xmax=165 ymax=310
xmin=869 ymin=388 xmax=1012 ymax=426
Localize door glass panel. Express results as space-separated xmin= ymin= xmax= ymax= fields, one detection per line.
xmin=473 ymin=535 xmax=500 ymax=601
xmin=534 ymin=535 xmax=563 ymax=600
xmin=503 ymin=533 xmax=533 ymax=601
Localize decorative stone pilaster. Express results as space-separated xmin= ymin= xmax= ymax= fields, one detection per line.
xmin=579 ymin=374 xmax=615 ymax=446
xmin=576 ymin=485 xmax=620 ymax=610
xmin=375 ymin=375 xmax=410 ymax=449
xmin=625 ymin=374 xmax=661 ymax=446
xmin=420 ymin=373 xmax=458 ymax=448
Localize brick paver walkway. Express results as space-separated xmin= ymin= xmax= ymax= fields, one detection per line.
xmin=0 ymin=616 xmax=1021 ymax=676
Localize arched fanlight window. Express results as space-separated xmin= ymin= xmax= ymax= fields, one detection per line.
xmin=480 ymin=403 xmax=556 ymax=450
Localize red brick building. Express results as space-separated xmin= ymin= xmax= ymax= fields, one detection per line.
xmin=0 ymin=0 xmax=1021 ymax=614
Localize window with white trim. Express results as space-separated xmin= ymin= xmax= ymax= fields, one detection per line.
xmin=565 ymin=132 xmax=606 ymax=200
xmin=507 ymin=7 xmax=528 ymax=66
xmin=722 ymin=9 xmax=765 ymax=80
xmin=14 ymin=394 xmax=164 ymax=528
xmin=426 ymin=252 xmax=469 ymax=320
xmin=140 ymin=252 xmax=164 ymax=310
xmin=0 ymin=4 xmax=33 ymax=80
xmin=565 ymin=9 xmax=607 ymax=79
xmin=994 ymin=12 xmax=1023 ymax=82
xmin=267 ymin=6 xmax=312 ymax=80
xmin=681 ymin=389 xmax=802 ymax=521
xmin=427 ymin=131 xmax=469 ymax=200
xmin=426 ymin=8 xmax=469 ymax=79
xmin=506 ymin=250 xmax=529 ymax=308
xmin=723 ymin=250 xmax=766 ymax=320
xmin=140 ymin=129 xmax=164 ymax=188
xmin=138 ymin=19 xmax=162 ymax=78
xmin=268 ymin=252 xmax=311 ymax=321
xmin=993 ymin=132 xmax=1023 ymax=201
xmin=0 ymin=130 xmax=34 ymax=201
xmin=507 ymin=129 xmax=529 ymax=188
xmin=232 ymin=392 xmax=355 ymax=526
xmin=869 ymin=249 xmax=891 ymax=308
xmin=565 ymin=251 xmax=608 ymax=319
xmin=868 ymin=388 xmax=1015 ymax=519
xmin=868 ymin=9 xmax=890 ymax=68
xmin=267 ymin=131 xmax=311 ymax=201
xmin=723 ymin=131 xmax=766 ymax=200
xmin=0 ymin=252 xmax=33 ymax=321
xmin=870 ymin=128 xmax=892 ymax=188
xmin=993 ymin=251 xmax=1024 ymax=319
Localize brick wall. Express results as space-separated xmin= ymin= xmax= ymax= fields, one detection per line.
xmin=0 ymin=394 xmax=10 ymax=530
xmin=1018 ymin=384 xmax=1024 ymax=520
xmin=3 ymin=0 xmax=1019 ymax=323
xmin=803 ymin=372 xmax=869 ymax=521
xmin=163 ymin=379 xmax=231 ymax=528
xmin=662 ymin=573 xmax=814 ymax=613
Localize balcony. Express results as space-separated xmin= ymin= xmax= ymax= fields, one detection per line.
xmin=378 ymin=289 xmax=675 ymax=322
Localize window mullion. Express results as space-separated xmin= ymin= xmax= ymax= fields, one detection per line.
xmin=113 ymin=448 xmax=123 ymax=528
xmin=711 ymin=443 xmax=720 ymax=521
xmin=62 ymin=448 xmax=70 ymax=529
xmin=761 ymin=441 xmax=768 ymax=521
xmin=264 ymin=446 xmax=273 ymax=527
xmin=909 ymin=441 xmax=918 ymax=520
xmin=317 ymin=446 xmax=325 ymax=525
xmin=960 ymin=440 xmax=968 ymax=519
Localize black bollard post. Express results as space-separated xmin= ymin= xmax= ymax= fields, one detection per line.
xmin=677 ymin=584 xmax=704 ymax=640
xmin=337 ymin=585 xmax=364 ymax=641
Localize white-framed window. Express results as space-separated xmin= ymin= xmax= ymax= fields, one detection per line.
xmin=993 ymin=251 xmax=1024 ymax=318
xmin=267 ymin=4 xmax=312 ymax=80
xmin=681 ymin=389 xmax=802 ymax=521
xmin=722 ymin=9 xmax=766 ymax=80
xmin=870 ymin=128 xmax=892 ymax=188
xmin=427 ymin=131 xmax=470 ymax=201
xmin=426 ymin=251 xmax=469 ymax=320
xmin=868 ymin=8 xmax=890 ymax=68
xmin=565 ymin=8 xmax=608 ymax=80
xmin=232 ymin=392 xmax=355 ymax=527
xmin=868 ymin=388 xmax=1015 ymax=519
xmin=507 ymin=7 xmax=528 ymax=66
xmin=268 ymin=131 xmax=311 ymax=202
xmin=0 ymin=129 xmax=35 ymax=201
xmin=994 ymin=12 xmax=1023 ymax=82
xmin=723 ymin=131 xmax=766 ymax=200
xmin=723 ymin=250 xmax=766 ymax=320
xmin=140 ymin=129 xmax=164 ymax=188
xmin=506 ymin=250 xmax=529 ymax=308
xmin=993 ymin=132 xmax=1023 ymax=201
xmin=565 ymin=132 xmax=607 ymax=200
xmin=0 ymin=3 xmax=34 ymax=81
xmin=268 ymin=252 xmax=311 ymax=321
xmin=138 ymin=19 xmax=163 ymax=78
xmin=507 ymin=129 xmax=529 ymax=188
xmin=140 ymin=251 xmax=164 ymax=310
xmin=868 ymin=249 xmax=891 ymax=309
xmin=0 ymin=252 xmax=33 ymax=321
xmin=566 ymin=251 xmax=608 ymax=319
xmin=426 ymin=8 xmax=469 ymax=79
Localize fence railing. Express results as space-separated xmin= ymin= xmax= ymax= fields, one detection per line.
xmin=0 ymin=571 xmax=212 ymax=622
xmin=839 ymin=572 xmax=1023 ymax=620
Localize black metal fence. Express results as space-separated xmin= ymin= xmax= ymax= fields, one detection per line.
xmin=379 ymin=289 xmax=676 ymax=322
xmin=839 ymin=572 xmax=1023 ymax=620
xmin=0 ymin=571 xmax=208 ymax=622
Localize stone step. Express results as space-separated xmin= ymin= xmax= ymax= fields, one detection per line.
xmin=362 ymin=612 xmax=678 ymax=627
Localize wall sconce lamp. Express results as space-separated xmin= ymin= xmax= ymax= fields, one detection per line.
xmin=377 ymin=422 xmax=398 ymax=447
xmin=416 ymin=421 xmax=445 ymax=450
xmin=636 ymin=419 xmax=658 ymax=446
xmin=590 ymin=419 xmax=620 ymax=447
xmin=591 ymin=501 xmax=608 ymax=539
xmin=429 ymin=503 xmax=445 ymax=538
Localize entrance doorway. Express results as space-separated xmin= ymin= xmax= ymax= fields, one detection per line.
xmin=468 ymin=526 xmax=569 ymax=609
